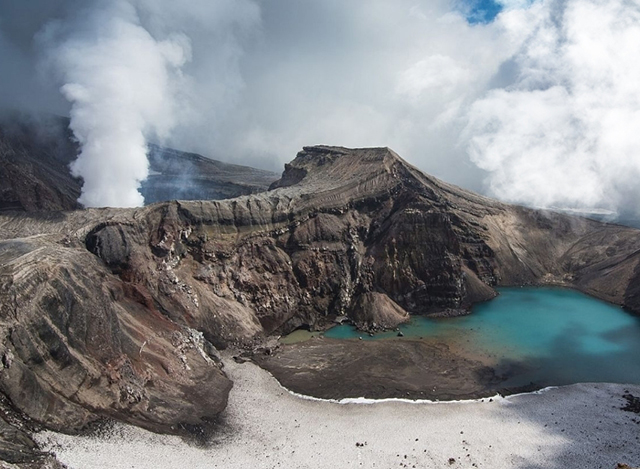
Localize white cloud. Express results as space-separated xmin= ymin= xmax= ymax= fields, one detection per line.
xmin=35 ymin=0 xmax=259 ymax=208
xmin=40 ymin=0 xmax=194 ymax=207
xmin=464 ymin=0 xmax=640 ymax=214
xmin=3 ymin=0 xmax=640 ymax=217
xmin=202 ymin=0 xmax=517 ymax=189
xmin=396 ymin=55 xmax=471 ymax=99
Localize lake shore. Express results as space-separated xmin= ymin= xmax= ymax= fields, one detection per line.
xmin=266 ymin=286 xmax=640 ymax=400
xmin=254 ymin=337 xmax=509 ymax=400
xmin=35 ymin=354 xmax=640 ymax=469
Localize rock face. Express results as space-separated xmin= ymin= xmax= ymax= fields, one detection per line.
xmin=0 ymin=236 xmax=232 ymax=436
xmin=0 ymin=115 xmax=81 ymax=212
xmin=0 ymin=144 xmax=639 ymax=440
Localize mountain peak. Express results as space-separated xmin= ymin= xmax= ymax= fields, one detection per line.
xmin=269 ymin=145 xmax=404 ymax=191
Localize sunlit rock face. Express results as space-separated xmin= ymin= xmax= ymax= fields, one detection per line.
xmin=1 ymin=143 xmax=640 ymax=438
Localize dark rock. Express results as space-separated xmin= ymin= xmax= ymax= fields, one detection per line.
xmin=86 ymin=224 xmax=132 ymax=271
xmin=0 ymin=114 xmax=81 ymax=212
xmin=622 ymin=394 xmax=640 ymax=414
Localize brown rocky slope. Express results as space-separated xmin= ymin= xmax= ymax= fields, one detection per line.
xmin=0 ymin=145 xmax=639 ymax=442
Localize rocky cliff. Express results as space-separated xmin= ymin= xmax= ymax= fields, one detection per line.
xmin=0 ymin=144 xmax=639 ymax=452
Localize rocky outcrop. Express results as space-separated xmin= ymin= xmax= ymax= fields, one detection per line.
xmin=349 ymin=293 xmax=409 ymax=331
xmin=0 ymin=144 xmax=639 ymax=442
xmin=0 ymin=395 xmax=67 ymax=469
xmin=0 ymin=236 xmax=231 ymax=436
xmin=0 ymin=115 xmax=81 ymax=212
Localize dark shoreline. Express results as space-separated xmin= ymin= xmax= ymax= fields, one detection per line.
xmin=253 ymin=337 xmax=536 ymax=401
xmin=263 ymin=284 xmax=640 ymax=402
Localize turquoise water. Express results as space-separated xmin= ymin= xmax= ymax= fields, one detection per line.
xmin=323 ymin=287 xmax=640 ymax=388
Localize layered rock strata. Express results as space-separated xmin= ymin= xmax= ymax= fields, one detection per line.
xmin=0 ymin=145 xmax=639 ymax=439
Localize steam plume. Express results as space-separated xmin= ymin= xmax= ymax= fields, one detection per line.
xmin=42 ymin=1 xmax=190 ymax=207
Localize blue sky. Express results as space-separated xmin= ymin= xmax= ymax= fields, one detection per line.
xmin=460 ymin=0 xmax=504 ymax=24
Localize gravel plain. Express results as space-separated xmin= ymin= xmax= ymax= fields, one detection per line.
xmin=35 ymin=356 xmax=640 ymax=469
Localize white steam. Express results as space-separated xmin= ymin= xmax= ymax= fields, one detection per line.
xmin=464 ymin=0 xmax=640 ymax=214
xmin=43 ymin=1 xmax=191 ymax=208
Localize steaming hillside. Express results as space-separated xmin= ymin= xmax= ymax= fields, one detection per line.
xmin=0 ymin=116 xmax=278 ymax=212
xmin=0 ymin=143 xmax=640 ymax=466
xmin=141 ymin=145 xmax=278 ymax=204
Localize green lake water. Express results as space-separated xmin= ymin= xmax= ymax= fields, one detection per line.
xmin=318 ymin=287 xmax=640 ymax=388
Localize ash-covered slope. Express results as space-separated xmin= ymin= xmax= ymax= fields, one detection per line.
xmin=0 ymin=145 xmax=639 ymax=442
xmin=0 ymin=115 xmax=278 ymax=211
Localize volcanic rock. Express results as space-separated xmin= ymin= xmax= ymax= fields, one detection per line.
xmin=0 ymin=236 xmax=232 ymax=435
xmin=0 ymin=114 xmax=80 ymax=212
xmin=349 ymin=292 xmax=409 ymax=331
xmin=0 ymin=143 xmax=639 ymax=444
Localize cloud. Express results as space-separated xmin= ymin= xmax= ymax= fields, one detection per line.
xmin=203 ymin=0 xmax=517 ymax=190
xmin=1 ymin=1 xmax=513 ymax=197
xmin=464 ymin=0 xmax=640 ymax=215
xmin=396 ymin=55 xmax=471 ymax=99
xmin=1 ymin=0 xmax=640 ymax=217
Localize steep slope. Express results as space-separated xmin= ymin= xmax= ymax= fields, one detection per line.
xmin=0 ymin=145 xmax=639 ymax=440
xmin=0 ymin=236 xmax=232 ymax=436
xmin=0 ymin=115 xmax=81 ymax=212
